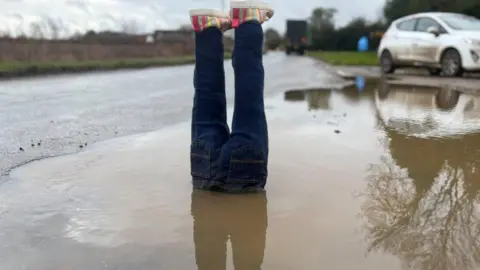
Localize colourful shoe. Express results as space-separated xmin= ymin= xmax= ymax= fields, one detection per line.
xmin=189 ymin=9 xmax=232 ymax=32
xmin=230 ymin=0 xmax=274 ymax=28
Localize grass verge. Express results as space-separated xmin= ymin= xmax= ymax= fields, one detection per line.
xmin=0 ymin=53 xmax=233 ymax=79
xmin=308 ymin=51 xmax=379 ymax=66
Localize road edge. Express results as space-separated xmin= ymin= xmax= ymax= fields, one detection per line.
xmin=311 ymin=58 xmax=480 ymax=93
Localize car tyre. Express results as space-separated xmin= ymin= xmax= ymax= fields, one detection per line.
xmin=377 ymin=77 xmax=390 ymax=100
xmin=441 ymin=49 xmax=463 ymax=77
xmin=380 ymin=50 xmax=395 ymax=74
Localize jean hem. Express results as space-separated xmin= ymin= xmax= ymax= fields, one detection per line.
xmin=192 ymin=177 xmax=265 ymax=193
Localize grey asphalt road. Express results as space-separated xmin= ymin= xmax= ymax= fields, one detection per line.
xmin=0 ymin=52 xmax=346 ymax=179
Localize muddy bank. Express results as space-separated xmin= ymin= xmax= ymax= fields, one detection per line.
xmin=3 ymin=82 xmax=480 ymax=269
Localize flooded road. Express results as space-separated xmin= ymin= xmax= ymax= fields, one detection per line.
xmin=2 ymin=71 xmax=480 ymax=269
xmin=2 ymin=51 xmax=480 ymax=269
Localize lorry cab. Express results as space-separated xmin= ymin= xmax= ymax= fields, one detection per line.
xmin=285 ymin=20 xmax=309 ymax=55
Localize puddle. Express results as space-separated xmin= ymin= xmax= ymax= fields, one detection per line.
xmin=1 ymin=80 xmax=480 ymax=270
xmin=376 ymin=82 xmax=480 ymax=137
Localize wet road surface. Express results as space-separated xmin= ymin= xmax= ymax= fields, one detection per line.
xmin=2 ymin=53 xmax=480 ymax=269
xmin=0 ymin=52 xmax=345 ymax=177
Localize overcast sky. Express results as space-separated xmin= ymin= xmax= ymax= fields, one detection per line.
xmin=0 ymin=0 xmax=386 ymax=37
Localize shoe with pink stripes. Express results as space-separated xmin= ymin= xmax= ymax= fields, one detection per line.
xmin=230 ymin=0 xmax=274 ymax=28
xmin=189 ymin=9 xmax=232 ymax=33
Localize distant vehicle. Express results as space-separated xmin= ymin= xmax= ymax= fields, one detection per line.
xmin=285 ymin=20 xmax=310 ymax=55
xmin=378 ymin=12 xmax=480 ymax=77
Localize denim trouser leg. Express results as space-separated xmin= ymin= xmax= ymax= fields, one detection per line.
xmin=219 ymin=22 xmax=269 ymax=192
xmin=191 ymin=27 xmax=230 ymax=190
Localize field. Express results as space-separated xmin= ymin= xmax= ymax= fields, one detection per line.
xmin=308 ymin=51 xmax=379 ymax=66
xmin=0 ymin=53 xmax=233 ymax=79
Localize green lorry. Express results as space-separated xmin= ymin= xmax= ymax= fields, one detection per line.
xmin=285 ymin=20 xmax=310 ymax=55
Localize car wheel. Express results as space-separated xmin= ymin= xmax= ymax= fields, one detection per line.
xmin=380 ymin=50 xmax=395 ymax=74
xmin=441 ymin=49 xmax=463 ymax=77
xmin=428 ymin=68 xmax=441 ymax=76
xmin=435 ymin=89 xmax=460 ymax=111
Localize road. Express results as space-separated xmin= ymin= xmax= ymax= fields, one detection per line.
xmin=2 ymin=53 xmax=480 ymax=270
xmin=0 ymin=52 xmax=345 ymax=178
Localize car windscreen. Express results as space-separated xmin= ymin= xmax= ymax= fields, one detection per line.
xmin=439 ymin=14 xmax=480 ymax=30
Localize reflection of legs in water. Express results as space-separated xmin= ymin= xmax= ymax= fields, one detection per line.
xmin=189 ymin=9 xmax=232 ymax=190
xmin=191 ymin=190 xmax=229 ymax=270
xmin=229 ymin=192 xmax=268 ymax=270
xmin=218 ymin=0 xmax=274 ymax=192
xmin=191 ymin=190 xmax=268 ymax=270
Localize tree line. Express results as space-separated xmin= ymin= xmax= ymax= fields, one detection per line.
xmin=0 ymin=17 xmax=143 ymax=41
xmin=265 ymin=0 xmax=480 ymax=51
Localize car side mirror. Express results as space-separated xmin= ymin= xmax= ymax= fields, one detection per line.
xmin=427 ymin=26 xmax=440 ymax=36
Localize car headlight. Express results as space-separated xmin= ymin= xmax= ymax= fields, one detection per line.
xmin=464 ymin=38 xmax=480 ymax=46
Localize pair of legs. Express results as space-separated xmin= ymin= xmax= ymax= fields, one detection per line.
xmin=190 ymin=1 xmax=273 ymax=193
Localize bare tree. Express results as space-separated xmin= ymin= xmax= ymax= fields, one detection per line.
xmin=360 ymin=130 xmax=480 ymax=270
xmin=15 ymin=25 xmax=25 ymax=39
xmin=0 ymin=30 xmax=10 ymax=38
xmin=69 ymin=31 xmax=83 ymax=40
xmin=121 ymin=19 xmax=139 ymax=35
xmin=44 ymin=17 xmax=60 ymax=39
xmin=30 ymin=22 xmax=44 ymax=39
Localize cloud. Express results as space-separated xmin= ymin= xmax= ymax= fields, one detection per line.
xmin=0 ymin=0 xmax=386 ymax=37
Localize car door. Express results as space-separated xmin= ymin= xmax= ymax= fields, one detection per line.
xmin=390 ymin=18 xmax=418 ymax=63
xmin=411 ymin=17 xmax=445 ymax=63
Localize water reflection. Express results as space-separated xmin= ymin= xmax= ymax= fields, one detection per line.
xmin=361 ymin=84 xmax=480 ymax=270
xmin=356 ymin=76 xmax=366 ymax=92
xmin=191 ymin=190 xmax=268 ymax=270
xmin=284 ymin=89 xmax=332 ymax=111
xmin=342 ymin=83 xmax=373 ymax=104
xmin=284 ymin=90 xmax=306 ymax=102
xmin=375 ymin=82 xmax=480 ymax=137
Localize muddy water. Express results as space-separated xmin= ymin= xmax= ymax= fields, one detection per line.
xmin=1 ymin=81 xmax=480 ymax=270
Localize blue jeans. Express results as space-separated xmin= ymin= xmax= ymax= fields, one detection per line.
xmin=190 ymin=22 xmax=269 ymax=193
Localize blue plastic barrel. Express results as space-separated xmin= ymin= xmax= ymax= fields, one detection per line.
xmin=357 ymin=36 xmax=369 ymax=52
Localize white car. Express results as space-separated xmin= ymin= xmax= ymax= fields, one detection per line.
xmin=378 ymin=12 xmax=480 ymax=77
xmin=375 ymin=84 xmax=480 ymax=137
